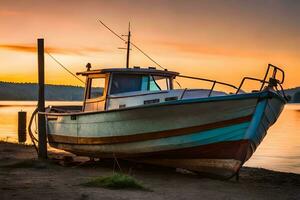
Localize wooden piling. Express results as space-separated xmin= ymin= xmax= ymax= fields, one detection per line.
xmin=18 ymin=111 xmax=27 ymax=143
xmin=37 ymin=38 xmax=47 ymax=159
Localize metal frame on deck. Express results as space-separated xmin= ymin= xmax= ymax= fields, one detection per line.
xmin=177 ymin=75 xmax=238 ymax=97
xmin=178 ymin=64 xmax=287 ymax=99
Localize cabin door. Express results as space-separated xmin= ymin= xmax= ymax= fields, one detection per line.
xmin=84 ymin=74 xmax=108 ymax=112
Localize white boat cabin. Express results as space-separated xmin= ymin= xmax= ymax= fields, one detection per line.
xmin=77 ymin=66 xmax=226 ymax=112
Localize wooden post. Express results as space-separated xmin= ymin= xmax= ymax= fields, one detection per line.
xmin=18 ymin=111 xmax=27 ymax=143
xmin=37 ymin=38 xmax=47 ymax=159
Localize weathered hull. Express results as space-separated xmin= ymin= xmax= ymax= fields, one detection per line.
xmin=46 ymin=91 xmax=285 ymax=178
xmin=50 ymin=140 xmax=250 ymax=178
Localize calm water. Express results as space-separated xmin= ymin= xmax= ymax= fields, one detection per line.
xmin=0 ymin=101 xmax=299 ymax=174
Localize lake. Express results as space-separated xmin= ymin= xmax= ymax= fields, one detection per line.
xmin=0 ymin=101 xmax=299 ymax=174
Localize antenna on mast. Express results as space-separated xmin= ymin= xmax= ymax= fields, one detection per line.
xmin=118 ymin=22 xmax=131 ymax=68
xmin=97 ymin=19 xmax=167 ymax=70
xmin=124 ymin=22 xmax=131 ymax=68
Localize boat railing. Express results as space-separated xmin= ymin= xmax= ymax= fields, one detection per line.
xmin=177 ymin=75 xmax=239 ymax=97
xmin=235 ymin=64 xmax=286 ymax=98
xmin=178 ymin=64 xmax=287 ymax=99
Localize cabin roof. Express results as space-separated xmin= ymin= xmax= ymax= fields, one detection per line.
xmin=76 ymin=67 xmax=179 ymax=77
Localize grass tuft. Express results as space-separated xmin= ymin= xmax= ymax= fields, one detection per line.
xmin=81 ymin=173 xmax=149 ymax=191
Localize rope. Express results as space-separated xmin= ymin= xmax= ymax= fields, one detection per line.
xmin=98 ymin=20 xmax=126 ymax=43
xmin=28 ymin=107 xmax=39 ymax=153
xmin=112 ymin=152 xmax=123 ymax=173
xmin=98 ymin=20 xmax=167 ymax=71
xmin=46 ymin=52 xmax=85 ymax=85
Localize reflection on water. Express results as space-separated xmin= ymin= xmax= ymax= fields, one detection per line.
xmin=0 ymin=101 xmax=82 ymax=141
xmin=0 ymin=101 xmax=299 ymax=174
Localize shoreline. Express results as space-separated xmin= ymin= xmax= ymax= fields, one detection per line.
xmin=1 ymin=141 xmax=300 ymax=200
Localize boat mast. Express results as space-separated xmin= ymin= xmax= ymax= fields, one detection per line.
xmin=125 ymin=22 xmax=131 ymax=68
xmin=98 ymin=20 xmax=166 ymax=70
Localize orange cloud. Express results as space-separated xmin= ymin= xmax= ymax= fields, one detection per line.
xmin=0 ymin=10 xmax=23 ymax=16
xmin=0 ymin=44 xmax=105 ymax=55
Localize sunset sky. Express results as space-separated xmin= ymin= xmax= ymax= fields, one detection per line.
xmin=0 ymin=0 xmax=299 ymax=90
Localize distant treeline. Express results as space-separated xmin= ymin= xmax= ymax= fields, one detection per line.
xmin=0 ymin=82 xmax=84 ymax=101
xmin=0 ymin=81 xmax=299 ymax=102
xmin=285 ymin=87 xmax=300 ymax=103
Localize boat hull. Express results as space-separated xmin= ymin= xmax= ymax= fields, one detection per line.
xmin=46 ymin=91 xmax=285 ymax=178
xmin=50 ymin=139 xmax=250 ymax=178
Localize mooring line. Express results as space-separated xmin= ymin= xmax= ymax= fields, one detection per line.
xmin=113 ymin=152 xmax=123 ymax=173
xmin=46 ymin=52 xmax=85 ymax=85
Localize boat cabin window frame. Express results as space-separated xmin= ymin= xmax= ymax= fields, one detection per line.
xmin=84 ymin=73 xmax=109 ymax=103
xmin=108 ymin=72 xmax=173 ymax=95
xmin=149 ymin=75 xmax=170 ymax=91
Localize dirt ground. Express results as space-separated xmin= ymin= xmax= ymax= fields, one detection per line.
xmin=0 ymin=142 xmax=299 ymax=200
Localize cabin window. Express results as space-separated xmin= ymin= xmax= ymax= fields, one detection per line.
xmin=110 ymin=74 xmax=148 ymax=94
xmin=149 ymin=76 xmax=168 ymax=91
xmin=110 ymin=73 xmax=171 ymax=95
xmin=88 ymin=78 xmax=105 ymax=99
xmin=141 ymin=76 xmax=149 ymax=91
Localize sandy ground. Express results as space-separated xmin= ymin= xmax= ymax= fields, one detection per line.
xmin=0 ymin=142 xmax=299 ymax=200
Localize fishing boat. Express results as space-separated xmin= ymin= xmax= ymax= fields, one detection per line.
xmin=43 ymin=63 xmax=287 ymax=178
xmin=42 ymin=25 xmax=288 ymax=178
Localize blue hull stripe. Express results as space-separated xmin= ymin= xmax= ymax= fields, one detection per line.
xmin=94 ymin=122 xmax=251 ymax=154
